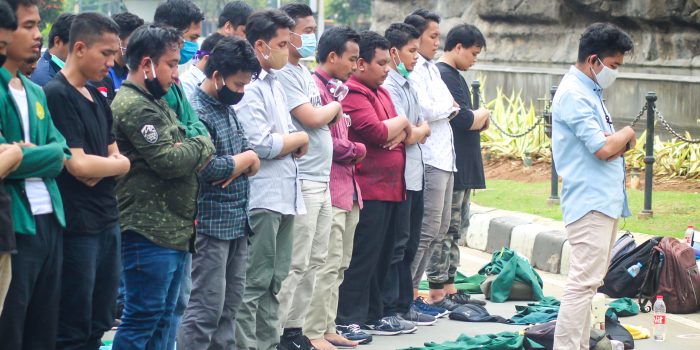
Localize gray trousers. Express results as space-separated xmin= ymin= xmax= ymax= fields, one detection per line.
xmin=177 ymin=234 xmax=248 ymax=350
xmin=410 ymin=165 xmax=454 ymax=288
xmin=235 ymin=209 xmax=294 ymax=350
xmin=430 ymin=189 xmax=472 ymax=284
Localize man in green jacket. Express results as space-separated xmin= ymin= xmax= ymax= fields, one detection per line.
xmin=0 ymin=1 xmax=71 ymax=348
xmin=110 ymin=24 xmax=214 ymax=350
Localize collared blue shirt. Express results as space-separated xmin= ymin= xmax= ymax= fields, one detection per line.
xmin=552 ymin=66 xmax=631 ymax=225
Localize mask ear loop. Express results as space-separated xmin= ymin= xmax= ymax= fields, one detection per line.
xmin=144 ymin=59 xmax=157 ymax=80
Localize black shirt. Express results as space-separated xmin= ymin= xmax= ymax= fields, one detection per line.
xmin=0 ymin=181 xmax=15 ymax=253
xmin=437 ymin=62 xmax=486 ymax=190
xmin=44 ymin=73 xmax=119 ymax=234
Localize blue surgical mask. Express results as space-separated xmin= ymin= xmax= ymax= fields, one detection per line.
xmin=291 ymin=32 xmax=317 ymax=58
xmin=179 ymin=40 xmax=198 ymax=65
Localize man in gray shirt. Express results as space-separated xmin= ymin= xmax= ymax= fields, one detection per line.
xmin=381 ymin=23 xmax=433 ymax=326
xmin=275 ymin=4 xmax=344 ymax=350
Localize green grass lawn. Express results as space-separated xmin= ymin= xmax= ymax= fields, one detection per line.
xmin=472 ymin=179 xmax=699 ymax=238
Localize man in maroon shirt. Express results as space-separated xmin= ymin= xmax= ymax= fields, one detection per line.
xmin=336 ymin=30 xmax=413 ymax=336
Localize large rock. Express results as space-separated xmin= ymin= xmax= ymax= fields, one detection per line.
xmin=371 ymin=0 xmax=700 ymax=67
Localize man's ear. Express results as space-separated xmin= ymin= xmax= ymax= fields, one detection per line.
xmin=327 ymin=51 xmax=337 ymax=64
xmin=357 ymin=57 xmax=367 ymax=72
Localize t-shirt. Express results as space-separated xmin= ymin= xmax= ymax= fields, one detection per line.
xmin=437 ymin=62 xmax=486 ymax=190
xmin=277 ymin=63 xmax=333 ymax=182
xmin=44 ymin=73 xmax=119 ymax=234
xmin=9 ymin=85 xmax=54 ymax=215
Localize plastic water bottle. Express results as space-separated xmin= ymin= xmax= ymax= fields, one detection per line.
xmin=685 ymin=225 xmax=695 ymax=245
xmin=610 ymin=340 xmax=625 ymax=350
xmin=627 ymin=262 xmax=643 ymax=278
xmin=653 ymin=295 xmax=666 ymax=342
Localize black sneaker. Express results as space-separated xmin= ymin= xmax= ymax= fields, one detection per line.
xmin=278 ymin=331 xmax=314 ymax=350
xmin=387 ymin=315 xmax=418 ymax=334
xmin=402 ymin=304 xmax=438 ymax=326
xmin=431 ymin=297 xmax=461 ymax=311
xmin=360 ymin=318 xmax=402 ymax=336
xmin=448 ymin=290 xmax=487 ymax=306
xmin=336 ymin=324 xmax=373 ymax=344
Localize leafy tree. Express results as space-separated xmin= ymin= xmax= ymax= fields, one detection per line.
xmin=326 ymin=0 xmax=371 ymax=30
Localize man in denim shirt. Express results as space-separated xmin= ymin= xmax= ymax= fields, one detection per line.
xmin=551 ymin=23 xmax=635 ymax=350
xmin=177 ymin=37 xmax=260 ymax=350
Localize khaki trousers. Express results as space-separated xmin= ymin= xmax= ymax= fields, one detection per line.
xmin=0 ymin=253 xmax=10 ymax=317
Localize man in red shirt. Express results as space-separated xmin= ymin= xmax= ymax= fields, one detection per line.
xmin=337 ymin=30 xmax=413 ymax=336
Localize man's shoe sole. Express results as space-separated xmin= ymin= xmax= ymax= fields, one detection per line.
xmin=400 ymin=326 xmax=418 ymax=334
xmin=408 ymin=318 xmax=437 ymax=326
xmin=362 ymin=328 xmax=402 ymax=336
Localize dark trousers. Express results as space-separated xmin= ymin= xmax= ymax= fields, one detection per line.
xmin=337 ymin=200 xmax=399 ymax=325
xmin=57 ymin=224 xmax=121 ymax=350
xmin=0 ymin=214 xmax=63 ymax=350
xmin=383 ymin=190 xmax=423 ymax=316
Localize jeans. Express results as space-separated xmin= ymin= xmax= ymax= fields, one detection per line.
xmin=112 ymin=231 xmax=187 ymax=350
xmin=168 ymin=253 xmax=191 ymax=350
xmin=57 ymin=224 xmax=121 ymax=350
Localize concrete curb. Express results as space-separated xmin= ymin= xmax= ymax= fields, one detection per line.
xmin=465 ymin=204 xmax=655 ymax=276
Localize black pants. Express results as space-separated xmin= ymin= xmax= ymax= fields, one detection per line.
xmin=57 ymin=224 xmax=121 ymax=350
xmin=383 ymin=190 xmax=423 ymax=316
xmin=0 ymin=214 xmax=63 ymax=350
xmin=337 ymin=200 xmax=399 ymax=325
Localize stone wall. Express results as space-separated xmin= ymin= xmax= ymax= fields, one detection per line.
xmin=371 ymin=0 xmax=700 ymax=67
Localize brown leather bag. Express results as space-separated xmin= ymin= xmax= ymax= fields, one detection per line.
xmin=650 ymin=237 xmax=700 ymax=314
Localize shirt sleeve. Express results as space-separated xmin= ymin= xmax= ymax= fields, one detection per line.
xmin=440 ymin=70 xmax=475 ymax=131
xmin=277 ymin=68 xmax=310 ymax=111
xmin=118 ymin=105 xmax=213 ymax=179
xmin=559 ymin=91 xmax=607 ymax=154
xmin=44 ymin=83 xmax=84 ymax=149
xmin=235 ymin=83 xmax=284 ymax=159
xmin=342 ymin=91 xmax=388 ymax=146
xmin=198 ymin=117 xmax=235 ymax=182
xmin=410 ymin=64 xmax=455 ymax=122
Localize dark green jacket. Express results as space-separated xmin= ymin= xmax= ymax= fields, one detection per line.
xmin=112 ymin=81 xmax=214 ymax=251
xmin=0 ymin=67 xmax=70 ymax=235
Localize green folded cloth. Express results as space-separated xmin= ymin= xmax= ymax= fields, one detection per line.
xmin=400 ymin=331 xmax=544 ymax=350
xmin=418 ymin=271 xmax=486 ymax=294
xmin=509 ymin=297 xmax=560 ymax=325
xmin=606 ymin=297 xmax=640 ymax=318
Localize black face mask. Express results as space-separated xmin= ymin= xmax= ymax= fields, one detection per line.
xmin=0 ymin=54 xmax=6 ymax=68
xmin=215 ymin=78 xmax=244 ymax=105
xmin=144 ymin=60 xmax=167 ymax=99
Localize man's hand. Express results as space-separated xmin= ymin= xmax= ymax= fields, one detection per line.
xmin=294 ymin=141 xmax=309 ymax=158
xmin=383 ymin=130 xmax=406 ymax=150
xmin=19 ymin=141 xmax=35 ymax=148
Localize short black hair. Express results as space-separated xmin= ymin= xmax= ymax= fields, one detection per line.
xmin=218 ymin=1 xmax=253 ymax=28
xmin=245 ymin=10 xmax=295 ymax=44
xmin=358 ymin=30 xmax=390 ymax=63
xmin=5 ymin=0 xmax=38 ymax=12
xmin=0 ymin=1 xmax=17 ymax=31
xmin=154 ymin=0 xmax=205 ymax=32
xmin=384 ymin=23 xmax=420 ymax=50
xmin=205 ymin=36 xmax=260 ymax=80
xmin=444 ymin=24 xmax=486 ymax=51
xmin=280 ymin=3 xmax=313 ymax=22
xmin=577 ymin=23 xmax=634 ymax=63
xmin=403 ymin=9 xmax=440 ymax=34
xmin=69 ymin=12 xmax=120 ymax=51
xmin=112 ymin=12 xmax=144 ymax=40
xmin=200 ymin=33 xmax=226 ymax=53
xmin=126 ymin=24 xmax=182 ymax=70
xmin=48 ymin=13 xmax=76 ymax=49
xmin=316 ymin=25 xmax=360 ymax=63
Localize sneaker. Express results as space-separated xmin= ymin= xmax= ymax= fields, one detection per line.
xmin=402 ymin=305 xmax=437 ymax=326
xmin=413 ymin=296 xmax=449 ymax=318
xmin=389 ymin=315 xmax=419 ymax=334
xmin=278 ymin=330 xmax=314 ymax=350
xmin=360 ymin=318 xmax=402 ymax=336
xmin=448 ymin=290 xmax=487 ymax=306
xmin=336 ymin=324 xmax=373 ymax=344
xmin=431 ymin=297 xmax=462 ymax=311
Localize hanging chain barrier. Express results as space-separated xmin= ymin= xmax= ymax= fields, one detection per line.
xmin=478 ymin=96 xmax=544 ymax=138
xmin=654 ymin=110 xmax=700 ymax=144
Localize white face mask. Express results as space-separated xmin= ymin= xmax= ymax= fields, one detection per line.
xmin=592 ymin=58 xmax=618 ymax=89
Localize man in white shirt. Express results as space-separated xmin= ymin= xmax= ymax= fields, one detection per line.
xmin=404 ymin=9 xmax=470 ymax=312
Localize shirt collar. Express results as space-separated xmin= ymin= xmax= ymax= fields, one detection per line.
xmin=194 ymin=85 xmax=227 ymax=109
xmin=188 ymin=65 xmax=206 ymax=81
xmin=569 ymin=65 xmax=602 ymax=95
xmin=387 ymin=68 xmax=408 ymax=87
xmin=314 ymin=67 xmax=332 ymax=84
xmin=258 ymin=68 xmax=275 ymax=82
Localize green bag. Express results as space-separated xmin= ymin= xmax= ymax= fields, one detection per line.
xmin=418 ymin=271 xmax=486 ymax=294
xmin=479 ymin=248 xmax=545 ymax=303
xmin=606 ymin=297 xmax=640 ymax=318
xmin=509 ymin=297 xmax=560 ymax=325
xmin=401 ymin=331 xmax=544 ymax=350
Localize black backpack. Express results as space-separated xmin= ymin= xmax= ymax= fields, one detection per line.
xmin=609 ymin=231 xmax=636 ymax=267
xmin=523 ymin=321 xmax=610 ymax=350
xmin=599 ymin=236 xmax=663 ymax=298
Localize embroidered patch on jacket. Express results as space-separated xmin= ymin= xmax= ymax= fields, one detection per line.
xmin=141 ymin=124 xmax=159 ymax=144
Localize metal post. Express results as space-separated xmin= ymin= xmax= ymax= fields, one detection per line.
xmin=639 ymin=91 xmax=657 ymax=219
xmin=547 ymin=86 xmax=559 ymax=206
xmin=471 ymin=80 xmax=480 ymax=109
